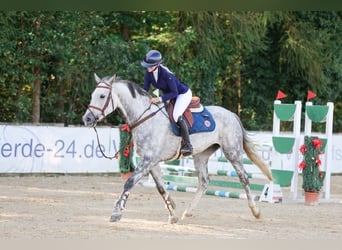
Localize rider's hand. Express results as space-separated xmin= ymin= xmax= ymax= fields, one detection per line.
xmin=150 ymin=97 xmax=161 ymax=104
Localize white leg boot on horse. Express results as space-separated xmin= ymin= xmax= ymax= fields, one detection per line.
xmin=177 ymin=116 xmax=193 ymax=156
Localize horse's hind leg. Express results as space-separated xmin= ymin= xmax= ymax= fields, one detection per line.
xmin=149 ymin=166 xmax=178 ymax=224
xmin=230 ymin=158 xmax=261 ymax=219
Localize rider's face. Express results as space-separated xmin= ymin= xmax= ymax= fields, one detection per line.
xmin=147 ymin=65 xmax=158 ymax=72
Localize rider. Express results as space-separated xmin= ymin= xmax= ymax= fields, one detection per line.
xmin=140 ymin=49 xmax=193 ymax=156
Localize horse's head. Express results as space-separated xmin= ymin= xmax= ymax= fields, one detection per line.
xmin=82 ymin=73 xmax=117 ymax=127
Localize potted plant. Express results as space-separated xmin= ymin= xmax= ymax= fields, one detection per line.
xmin=299 ymin=135 xmax=325 ymax=205
xmin=117 ymin=124 xmax=135 ymax=181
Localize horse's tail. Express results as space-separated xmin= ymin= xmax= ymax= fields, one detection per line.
xmin=234 ymin=114 xmax=273 ymax=181
xmin=243 ymin=133 xmax=273 ymax=181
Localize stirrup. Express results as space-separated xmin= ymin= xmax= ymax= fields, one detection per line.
xmin=181 ymin=144 xmax=193 ymax=156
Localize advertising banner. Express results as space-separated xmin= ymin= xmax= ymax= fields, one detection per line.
xmin=1 ymin=125 xmax=341 ymax=173
xmin=0 ymin=125 xmax=120 ymax=173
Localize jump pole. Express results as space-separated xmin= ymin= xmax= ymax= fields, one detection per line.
xmin=139 ymin=181 xmax=247 ymax=199
xmin=140 ymin=143 xmax=273 ymax=201
xmin=162 ymin=174 xmax=265 ymax=191
xmin=160 ymin=164 xmax=267 ymax=179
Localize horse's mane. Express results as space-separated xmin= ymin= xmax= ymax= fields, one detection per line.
xmin=113 ymin=78 xmax=150 ymax=99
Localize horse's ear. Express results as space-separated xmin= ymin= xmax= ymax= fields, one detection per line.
xmin=109 ymin=74 xmax=117 ymax=84
xmin=94 ymin=73 xmax=101 ymax=83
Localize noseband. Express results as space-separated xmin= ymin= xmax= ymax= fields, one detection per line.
xmin=87 ymin=84 xmax=114 ymax=120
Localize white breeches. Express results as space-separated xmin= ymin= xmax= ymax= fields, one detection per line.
xmin=172 ymin=89 xmax=192 ymax=121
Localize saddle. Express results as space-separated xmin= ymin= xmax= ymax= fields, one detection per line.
xmin=167 ymin=96 xmax=202 ymax=127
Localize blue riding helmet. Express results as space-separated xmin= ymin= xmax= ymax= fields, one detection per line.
xmin=141 ymin=50 xmax=163 ymax=68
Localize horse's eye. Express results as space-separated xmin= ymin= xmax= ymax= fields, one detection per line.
xmin=100 ymin=94 xmax=106 ymax=99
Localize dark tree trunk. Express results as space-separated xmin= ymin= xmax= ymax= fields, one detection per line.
xmin=31 ymin=67 xmax=41 ymax=124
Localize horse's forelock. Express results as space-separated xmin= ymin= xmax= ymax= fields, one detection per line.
xmin=98 ymin=75 xmax=115 ymax=86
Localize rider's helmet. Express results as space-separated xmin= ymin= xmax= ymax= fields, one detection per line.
xmin=141 ymin=50 xmax=163 ymax=68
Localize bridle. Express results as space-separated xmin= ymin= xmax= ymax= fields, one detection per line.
xmin=87 ymin=83 xmax=115 ymax=120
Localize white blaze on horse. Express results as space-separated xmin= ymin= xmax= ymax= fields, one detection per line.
xmin=82 ymin=73 xmax=273 ymax=223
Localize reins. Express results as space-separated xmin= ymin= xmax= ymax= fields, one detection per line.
xmin=87 ymin=80 xmax=166 ymax=159
xmin=129 ymin=104 xmax=165 ymax=129
xmin=92 ymin=102 xmax=165 ymax=160
xmin=93 ymin=126 xmax=118 ymax=160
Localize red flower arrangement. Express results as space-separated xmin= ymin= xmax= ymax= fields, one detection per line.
xmin=299 ymin=136 xmax=324 ymax=192
xmin=118 ymin=124 xmax=135 ymax=174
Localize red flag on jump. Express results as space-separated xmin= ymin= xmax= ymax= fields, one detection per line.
xmin=307 ymin=90 xmax=316 ymax=101
xmin=276 ymin=90 xmax=287 ymax=100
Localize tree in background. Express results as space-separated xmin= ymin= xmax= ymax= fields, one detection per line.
xmin=241 ymin=11 xmax=342 ymax=131
xmin=0 ymin=11 xmax=341 ymax=132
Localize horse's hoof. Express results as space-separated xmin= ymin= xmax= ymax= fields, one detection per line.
xmin=110 ymin=213 xmax=122 ymax=222
xmin=181 ymin=212 xmax=192 ymax=220
xmin=251 ymin=207 xmax=261 ymax=219
xmin=168 ymin=216 xmax=179 ymax=224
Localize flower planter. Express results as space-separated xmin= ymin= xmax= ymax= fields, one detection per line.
xmin=118 ymin=124 xmax=136 ymax=178
xmin=299 ymin=136 xmax=324 ymax=204
xmin=271 ymin=169 xmax=294 ymax=187
xmin=304 ymin=191 xmax=320 ymax=206
xmin=272 ymin=136 xmax=295 ymax=154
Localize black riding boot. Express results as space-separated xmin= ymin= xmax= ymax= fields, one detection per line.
xmin=177 ymin=116 xmax=193 ymax=156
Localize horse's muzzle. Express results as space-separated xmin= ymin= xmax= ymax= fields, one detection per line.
xmin=82 ymin=111 xmax=97 ymax=127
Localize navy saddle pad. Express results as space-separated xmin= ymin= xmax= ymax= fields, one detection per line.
xmin=170 ymin=106 xmax=216 ymax=136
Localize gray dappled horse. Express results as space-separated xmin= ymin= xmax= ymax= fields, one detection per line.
xmin=82 ymin=73 xmax=273 ymax=223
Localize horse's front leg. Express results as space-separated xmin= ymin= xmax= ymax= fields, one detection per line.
xmin=149 ymin=166 xmax=178 ymax=224
xmin=110 ymin=159 xmax=151 ymax=222
xmin=182 ymin=154 xmax=210 ymax=220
